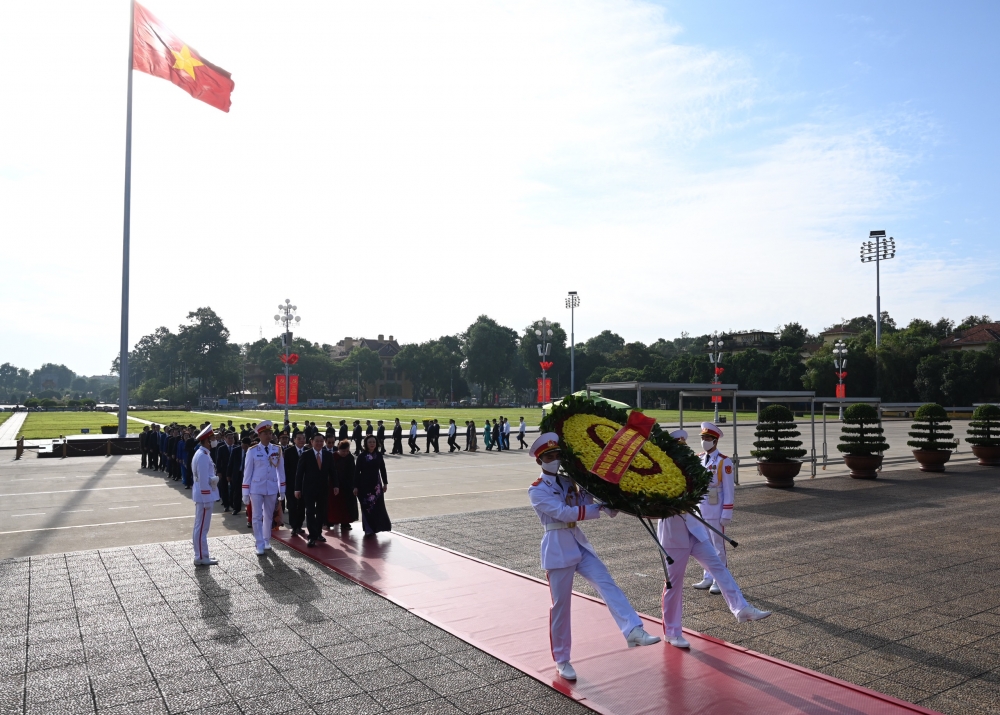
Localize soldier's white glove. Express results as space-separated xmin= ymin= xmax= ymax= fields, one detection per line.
xmin=720 ymin=516 xmax=732 ymax=527
xmin=242 ymin=494 xmax=250 ymax=506
xmin=209 ymin=475 xmax=219 ymax=487
xmin=600 ymin=505 xmax=618 ymax=518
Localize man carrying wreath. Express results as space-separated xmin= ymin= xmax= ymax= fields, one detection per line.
xmin=528 ymin=432 xmax=661 ymax=682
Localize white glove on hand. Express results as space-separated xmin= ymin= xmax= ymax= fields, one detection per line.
xmin=720 ymin=516 xmax=732 ymax=527
xmin=601 ymin=506 xmax=619 ymax=518
xmin=242 ymin=494 xmax=250 ymax=506
xmin=209 ymin=476 xmax=219 ymax=487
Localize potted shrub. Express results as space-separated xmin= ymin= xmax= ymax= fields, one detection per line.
xmin=751 ymin=404 xmax=807 ymax=488
xmin=838 ymin=403 xmax=889 ymax=479
xmin=907 ymin=403 xmax=954 ymax=472
xmin=967 ymin=404 xmax=1000 ymax=466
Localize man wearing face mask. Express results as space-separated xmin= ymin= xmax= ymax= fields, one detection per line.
xmin=527 ymin=432 xmax=661 ymax=682
xmin=191 ymin=425 xmax=220 ymax=566
xmin=692 ymin=422 xmax=735 ymax=594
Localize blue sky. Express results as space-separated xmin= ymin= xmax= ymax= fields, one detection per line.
xmin=0 ymin=0 xmax=997 ymax=375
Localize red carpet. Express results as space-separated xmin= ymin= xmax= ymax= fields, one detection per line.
xmin=274 ymin=528 xmax=940 ymax=715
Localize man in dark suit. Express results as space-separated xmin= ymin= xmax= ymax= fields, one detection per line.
xmin=352 ymin=420 xmax=363 ymax=455
xmin=339 ymin=420 xmax=348 ymax=442
xmin=166 ymin=428 xmax=179 ymax=481
xmin=139 ymin=426 xmax=150 ymax=468
xmin=295 ymin=432 xmax=331 ymax=546
xmin=215 ymin=432 xmax=236 ymax=512
xmin=325 ymin=421 xmax=335 ymax=437
xmin=376 ymin=420 xmax=386 ymax=454
xmin=284 ymin=432 xmax=307 ymax=537
xmin=229 ymin=436 xmax=251 ymax=515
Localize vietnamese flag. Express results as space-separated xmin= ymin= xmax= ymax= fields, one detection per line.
xmin=132 ymin=3 xmax=234 ymax=112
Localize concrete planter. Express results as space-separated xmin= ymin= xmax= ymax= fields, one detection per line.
xmin=912 ymin=449 xmax=951 ymax=472
xmin=971 ymin=445 xmax=1000 ymax=467
xmin=757 ymin=461 xmax=801 ymax=489
xmin=843 ymin=454 xmax=883 ymax=479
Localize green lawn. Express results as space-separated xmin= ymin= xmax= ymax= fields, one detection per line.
xmin=0 ymin=412 xmax=10 ymax=428
xmin=129 ymin=407 xmax=762 ymax=432
xmin=19 ymin=413 xmax=147 ymax=440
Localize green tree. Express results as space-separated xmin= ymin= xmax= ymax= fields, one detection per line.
xmin=343 ymin=346 xmax=383 ymax=398
xmin=32 ymin=363 xmax=75 ymax=390
xmin=519 ymin=320 xmax=569 ymax=395
xmin=462 ymin=315 xmax=518 ymax=405
xmin=585 ymin=330 xmax=625 ymax=356
xmin=177 ymin=308 xmax=239 ymax=396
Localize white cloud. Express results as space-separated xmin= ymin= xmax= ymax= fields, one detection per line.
xmin=0 ymin=0 xmax=984 ymax=374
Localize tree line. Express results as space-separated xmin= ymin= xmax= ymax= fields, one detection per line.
xmin=3 ymin=309 xmax=998 ymax=407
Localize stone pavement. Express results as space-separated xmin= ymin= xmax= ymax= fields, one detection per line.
xmin=0 ymin=411 xmax=28 ymax=447
xmin=0 ymin=537 xmax=587 ymax=715
xmin=398 ymin=464 xmax=1000 ymax=715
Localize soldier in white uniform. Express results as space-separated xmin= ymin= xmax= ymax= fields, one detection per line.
xmin=657 ymin=513 xmax=771 ymax=647
xmin=692 ymin=422 xmax=735 ymax=594
xmin=527 ymin=433 xmax=660 ymax=682
xmin=191 ymin=425 xmax=220 ymax=566
xmin=242 ymin=420 xmax=286 ymax=556
xmin=669 ymin=429 xmax=688 ymax=445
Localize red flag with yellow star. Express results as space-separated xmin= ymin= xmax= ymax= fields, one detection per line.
xmin=132 ymin=3 xmax=234 ymax=112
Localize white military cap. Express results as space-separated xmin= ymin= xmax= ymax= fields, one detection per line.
xmin=669 ymin=429 xmax=688 ymax=441
xmin=196 ymin=425 xmax=214 ymax=441
xmin=529 ymin=432 xmax=561 ymax=459
xmin=700 ymin=421 xmax=722 ymax=440
xmin=255 ymin=420 xmax=274 ymax=434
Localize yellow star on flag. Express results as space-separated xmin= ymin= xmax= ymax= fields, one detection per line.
xmin=171 ymin=45 xmax=204 ymax=80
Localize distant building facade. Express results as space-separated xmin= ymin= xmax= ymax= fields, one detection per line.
xmin=721 ymin=331 xmax=778 ymax=355
xmin=328 ymin=335 xmax=413 ymax=400
xmin=940 ymin=323 xmax=1000 ymax=352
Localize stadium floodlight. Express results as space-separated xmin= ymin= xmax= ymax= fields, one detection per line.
xmin=565 ymin=292 xmax=580 ymax=392
xmin=860 ymin=231 xmax=896 ymax=347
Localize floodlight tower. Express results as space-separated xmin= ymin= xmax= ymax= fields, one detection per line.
xmin=535 ymin=318 xmax=554 ymax=419
xmin=860 ymin=231 xmax=896 ymax=348
xmin=833 ymin=340 xmax=847 ymax=419
xmin=274 ymin=299 xmax=301 ymax=425
xmin=707 ymin=332 xmax=725 ymax=423
xmin=565 ymin=291 xmax=580 ymax=393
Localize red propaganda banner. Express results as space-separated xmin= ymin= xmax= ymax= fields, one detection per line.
xmin=536 ymin=378 xmax=551 ymax=403
xmin=288 ymin=375 xmax=299 ymax=405
xmin=275 ymin=374 xmax=286 ymax=404
xmin=590 ymin=411 xmax=658 ymax=485
xmin=711 ymin=389 xmax=722 ymax=404
xmin=132 ymin=2 xmax=235 ymax=112
xmin=836 ymin=384 xmax=846 ymax=399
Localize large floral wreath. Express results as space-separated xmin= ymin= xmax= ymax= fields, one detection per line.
xmin=541 ymin=395 xmax=710 ymax=519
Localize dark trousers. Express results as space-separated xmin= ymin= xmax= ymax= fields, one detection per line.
xmin=141 ymin=446 xmax=147 ymax=468
xmin=230 ymin=476 xmax=243 ymax=512
xmin=286 ymin=491 xmax=305 ymax=531
xmin=392 ymin=437 xmax=402 ymax=454
xmin=304 ymin=487 xmax=328 ymax=540
xmin=217 ymin=475 xmax=230 ymax=508
xmin=518 ymin=433 xmax=528 ymax=449
xmin=378 ymin=437 xmax=385 ymax=454
xmin=354 ymin=438 xmax=362 ymax=455
xmin=448 ymin=435 xmax=458 ymax=452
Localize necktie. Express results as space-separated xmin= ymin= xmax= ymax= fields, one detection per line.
xmin=315 ymin=451 xmax=322 ymax=469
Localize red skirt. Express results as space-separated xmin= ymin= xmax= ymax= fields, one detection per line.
xmin=327 ymin=488 xmax=359 ymax=526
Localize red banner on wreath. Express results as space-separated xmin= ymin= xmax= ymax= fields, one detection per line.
xmin=275 ymin=374 xmax=299 ymax=405
xmin=536 ymin=378 xmax=551 ymax=403
xmin=590 ymin=410 xmax=657 ymax=485
xmin=836 ymin=384 xmax=846 ymax=399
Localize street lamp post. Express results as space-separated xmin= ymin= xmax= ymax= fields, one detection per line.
xmin=565 ymin=291 xmax=580 ymax=393
xmin=535 ymin=318 xmax=553 ymax=420
xmin=273 ymin=299 xmax=300 ymax=426
xmin=707 ymin=332 xmax=725 ymax=423
xmin=833 ymin=340 xmax=847 ymax=419
xmin=861 ymin=231 xmax=896 ymax=395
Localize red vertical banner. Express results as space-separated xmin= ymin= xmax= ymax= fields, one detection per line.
xmin=288 ymin=375 xmax=299 ymax=405
xmin=836 ymin=384 xmax=846 ymax=399
xmin=275 ymin=375 xmax=286 ymax=404
xmin=536 ymin=378 xmax=551 ymax=403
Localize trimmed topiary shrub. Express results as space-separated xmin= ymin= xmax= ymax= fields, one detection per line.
xmin=907 ymin=403 xmax=954 ymax=451
xmin=967 ymin=404 xmax=1000 ymax=447
xmin=838 ymin=403 xmax=889 ymax=456
xmin=752 ymin=405 xmax=807 ymax=462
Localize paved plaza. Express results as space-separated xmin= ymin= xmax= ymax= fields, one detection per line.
xmin=3 ymin=447 xmax=1000 ymax=714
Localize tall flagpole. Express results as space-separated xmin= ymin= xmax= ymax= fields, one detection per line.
xmin=118 ymin=0 xmax=135 ymax=439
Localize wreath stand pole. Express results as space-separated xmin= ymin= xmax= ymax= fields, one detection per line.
xmin=686 ymin=510 xmax=739 ymax=548
xmin=633 ymin=510 xmax=673 ymax=589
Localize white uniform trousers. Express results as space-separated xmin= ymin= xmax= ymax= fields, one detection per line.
xmin=192 ymin=504 xmax=213 ymax=561
xmin=701 ymin=517 xmax=728 ymax=580
xmin=546 ymin=549 xmax=642 ymax=664
xmin=662 ymin=533 xmax=748 ymax=638
xmin=250 ymin=493 xmax=278 ymax=552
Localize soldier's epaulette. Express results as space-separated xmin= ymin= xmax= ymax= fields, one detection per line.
xmin=530 ymin=477 xmax=543 ymax=487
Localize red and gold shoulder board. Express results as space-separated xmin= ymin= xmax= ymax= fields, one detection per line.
xmin=531 ymin=477 xmax=543 ymax=487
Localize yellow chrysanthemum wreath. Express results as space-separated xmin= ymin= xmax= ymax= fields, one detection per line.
xmin=562 ymin=414 xmax=687 ymax=499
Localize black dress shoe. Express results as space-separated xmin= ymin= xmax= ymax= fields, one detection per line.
xmin=341 ymin=523 xmax=352 ymax=531
xmin=316 ymin=535 xmax=327 ymax=543
xmin=306 ymin=539 xmax=316 ymax=547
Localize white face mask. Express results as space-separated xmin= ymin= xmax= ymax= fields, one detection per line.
xmin=702 ymin=440 xmax=716 ymax=452
xmin=541 ymin=459 xmax=561 ymax=474
xmin=209 ymin=440 xmax=218 ymax=448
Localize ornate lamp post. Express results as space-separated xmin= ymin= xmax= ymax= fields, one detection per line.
xmin=535 ymin=318 xmax=554 ymax=418
xmin=565 ymin=291 xmax=580 ymax=393
xmin=707 ymin=332 xmax=725 ymax=423
xmin=833 ymin=339 xmax=847 ymax=419
xmin=274 ymin=299 xmax=300 ymax=426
